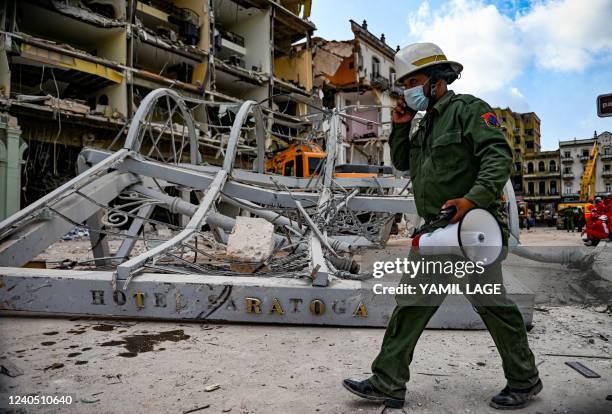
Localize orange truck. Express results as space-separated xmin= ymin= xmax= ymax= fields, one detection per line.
xmin=265 ymin=143 xmax=392 ymax=178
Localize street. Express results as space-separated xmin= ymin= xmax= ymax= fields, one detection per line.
xmin=1 ymin=227 xmax=611 ymax=414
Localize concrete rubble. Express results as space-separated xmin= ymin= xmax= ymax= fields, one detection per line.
xmin=226 ymin=216 xmax=276 ymax=271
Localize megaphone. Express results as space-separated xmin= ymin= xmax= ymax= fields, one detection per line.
xmin=412 ymin=207 xmax=503 ymax=266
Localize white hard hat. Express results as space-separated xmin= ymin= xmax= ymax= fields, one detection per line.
xmin=600 ymin=215 xmax=608 ymax=221
xmin=394 ymin=42 xmax=463 ymax=83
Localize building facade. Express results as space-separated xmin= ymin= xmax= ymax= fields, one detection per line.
xmin=522 ymin=150 xmax=561 ymax=216
xmin=312 ymin=20 xmax=398 ymax=166
xmin=493 ymin=107 xmax=541 ymax=194
xmin=559 ymin=131 xmax=612 ymax=198
xmin=0 ymin=0 xmax=316 ymax=206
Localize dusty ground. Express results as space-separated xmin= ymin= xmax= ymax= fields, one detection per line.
xmin=2 ymin=227 xmax=611 ymax=413
xmin=518 ymin=226 xmax=584 ymax=246
xmin=0 ymin=306 xmax=611 ymax=414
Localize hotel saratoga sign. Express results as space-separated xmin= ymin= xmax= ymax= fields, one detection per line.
xmin=88 ymin=289 xmax=369 ymax=318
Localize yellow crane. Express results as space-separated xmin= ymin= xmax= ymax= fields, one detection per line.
xmin=556 ymin=142 xmax=598 ymax=228
xmin=579 ymin=142 xmax=598 ymax=201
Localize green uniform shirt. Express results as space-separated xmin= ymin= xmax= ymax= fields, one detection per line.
xmin=389 ymin=91 xmax=512 ymax=231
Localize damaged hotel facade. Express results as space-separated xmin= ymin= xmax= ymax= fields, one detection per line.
xmin=1 ymin=1 xmax=609 ymax=222
xmin=0 ymin=1 xmax=407 ymax=219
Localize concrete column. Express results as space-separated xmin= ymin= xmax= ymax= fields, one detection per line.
xmin=0 ymin=113 xmax=26 ymax=220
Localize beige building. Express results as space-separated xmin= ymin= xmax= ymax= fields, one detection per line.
xmin=559 ymin=131 xmax=612 ymax=198
xmin=0 ymin=0 xmax=317 ymax=202
xmin=522 ymin=150 xmax=561 ymax=215
xmin=493 ymin=107 xmax=541 ymax=194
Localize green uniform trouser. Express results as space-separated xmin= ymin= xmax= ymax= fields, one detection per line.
xmin=566 ymin=216 xmax=575 ymax=232
xmin=369 ymin=257 xmax=539 ymax=400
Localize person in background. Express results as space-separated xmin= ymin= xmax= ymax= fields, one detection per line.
xmin=576 ymin=207 xmax=586 ymax=233
xmin=564 ymin=207 xmax=575 ymax=232
xmin=525 ymin=209 xmax=532 ymax=230
xmin=595 ymin=197 xmax=605 ymax=213
xmin=605 ymin=200 xmax=612 ymax=240
xmin=583 ymin=214 xmax=608 ymax=246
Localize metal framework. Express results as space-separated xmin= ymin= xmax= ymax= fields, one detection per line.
xmin=0 ymin=88 xmax=536 ymax=327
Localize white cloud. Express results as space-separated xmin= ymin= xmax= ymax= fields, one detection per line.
xmin=517 ymin=0 xmax=612 ymax=70
xmin=509 ymin=87 xmax=524 ymax=99
xmin=505 ymin=86 xmax=530 ymax=111
xmin=408 ymin=0 xmax=525 ymax=95
xmin=406 ymin=0 xmax=612 ymax=104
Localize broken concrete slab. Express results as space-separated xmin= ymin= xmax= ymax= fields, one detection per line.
xmin=0 ymin=267 xmax=534 ymax=328
xmin=0 ymin=359 xmax=24 ymax=377
xmin=226 ymin=216 xmax=275 ymax=272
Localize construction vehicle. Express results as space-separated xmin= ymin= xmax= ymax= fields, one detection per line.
xmin=265 ymin=142 xmax=400 ymax=235
xmin=265 ymin=143 xmax=393 ymax=178
xmin=579 ymin=142 xmax=599 ymax=202
xmin=556 ymin=142 xmax=598 ymax=228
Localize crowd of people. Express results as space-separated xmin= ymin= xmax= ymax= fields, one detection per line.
xmin=573 ymin=197 xmax=612 ymax=246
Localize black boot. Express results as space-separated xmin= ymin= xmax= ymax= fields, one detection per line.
xmin=342 ymin=379 xmax=405 ymax=408
xmin=490 ymin=379 xmax=543 ymax=410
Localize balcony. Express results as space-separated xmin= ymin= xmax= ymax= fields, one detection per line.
xmin=602 ymin=170 xmax=612 ymax=178
xmin=370 ymin=74 xmax=391 ymax=90
xmin=562 ymin=173 xmax=575 ymax=179
xmin=214 ymin=28 xmax=246 ymax=64
xmin=522 ymin=191 xmax=560 ymax=200
xmin=561 ymin=156 xmax=574 ymax=163
xmin=601 ymin=152 xmax=612 ymax=161
xmin=580 ymin=155 xmax=589 ymax=163
xmin=523 ymin=169 xmax=560 ymax=179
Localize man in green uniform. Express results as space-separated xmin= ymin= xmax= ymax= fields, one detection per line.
xmin=565 ymin=207 xmax=576 ymax=232
xmin=342 ymin=43 xmax=542 ymax=410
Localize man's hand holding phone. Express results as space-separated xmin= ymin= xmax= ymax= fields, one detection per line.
xmin=392 ymin=99 xmax=416 ymax=124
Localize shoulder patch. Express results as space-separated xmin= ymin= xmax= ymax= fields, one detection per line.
xmin=480 ymin=112 xmax=500 ymax=128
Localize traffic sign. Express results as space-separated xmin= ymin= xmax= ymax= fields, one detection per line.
xmin=597 ymin=93 xmax=612 ymax=117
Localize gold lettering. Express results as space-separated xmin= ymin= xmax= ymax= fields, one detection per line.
xmin=270 ymin=298 xmax=284 ymax=315
xmin=353 ymin=302 xmax=368 ymax=318
xmin=175 ymin=292 xmax=187 ymax=310
xmin=133 ymin=292 xmax=146 ymax=309
xmin=309 ymin=299 xmax=325 ymax=315
xmin=246 ymin=297 xmax=262 ymax=313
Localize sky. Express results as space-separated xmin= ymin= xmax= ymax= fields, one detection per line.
xmin=310 ymin=0 xmax=612 ymax=150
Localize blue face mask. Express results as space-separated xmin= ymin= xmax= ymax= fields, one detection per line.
xmin=403 ymin=81 xmax=430 ymax=111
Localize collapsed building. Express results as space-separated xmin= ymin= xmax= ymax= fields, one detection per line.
xmin=0 ymin=3 xmax=426 ymax=325
xmin=0 ymin=88 xmax=428 ymax=326
xmin=0 ymin=0 xmax=317 ymax=219
xmin=311 ymin=19 xmax=399 ymax=166
xmin=2 ymin=84 xmax=578 ymax=327
xmin=2 ymin=2 xmax=606 ymax=329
